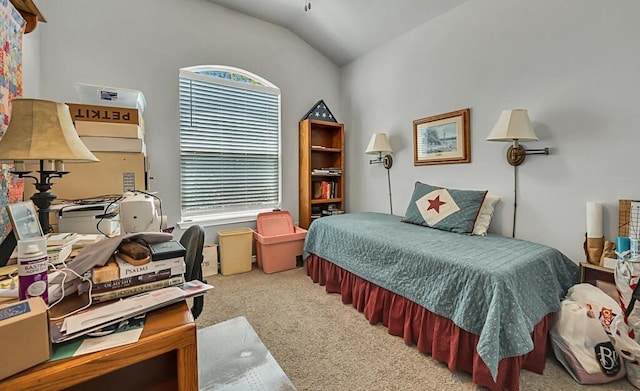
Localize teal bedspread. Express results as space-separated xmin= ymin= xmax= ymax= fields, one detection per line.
xmin=303 ymin=212 xmax=578 ymax=379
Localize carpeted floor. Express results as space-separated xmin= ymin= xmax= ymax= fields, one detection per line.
xmin=195 ymin=265 xmax=634 ymax=391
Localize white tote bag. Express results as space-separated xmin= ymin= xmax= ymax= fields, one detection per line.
xmin=550 ymin=283 xmax=625 ymax=384
xmin=614 ymin=255 xmax=640 ymax=388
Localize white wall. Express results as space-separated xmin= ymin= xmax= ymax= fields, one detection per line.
xmin=341 ymin=0 xmax=640 ymax=261
xmin=29 ymin=0 xmax=340 ymax=240
xmin=23 ymin=0 xmax=639 ymax=261
xmin=21 ymin=30 xmax=41 ymax=98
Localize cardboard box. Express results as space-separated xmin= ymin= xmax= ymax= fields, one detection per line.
xmin=24 ymin=152 xmax=149 ymax=201
xmin=80 ymin=136 xmax=146 ymax=153
xmin=0 ymin=298 xmax=51 ymax=380
xmin=67 ymin=103 xmax=141 ymax=125
xmin=74 ymin=121 xmax=145 ymax=139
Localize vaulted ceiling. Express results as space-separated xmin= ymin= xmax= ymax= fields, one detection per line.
xmin=206 ymin=0 xmax=468 ymax=66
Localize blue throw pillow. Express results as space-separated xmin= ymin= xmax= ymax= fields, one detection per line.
xmin=402 ymin=182 xmax=487 ymax=234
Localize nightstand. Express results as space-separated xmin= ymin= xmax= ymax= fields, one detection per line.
xmin=580 ymin=262 xmax=615 ymax=285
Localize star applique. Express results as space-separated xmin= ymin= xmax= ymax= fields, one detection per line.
xmin=427 ymin=195 xmax=446 ymax=213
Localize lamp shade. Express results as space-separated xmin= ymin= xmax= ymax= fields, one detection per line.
xmin=486 ymin=109 xmax=538 ymax=142
xmin=0 ymin=98 xmax=98 ymax=162
xmin=365 ymin=133 xmax=393 ymax=154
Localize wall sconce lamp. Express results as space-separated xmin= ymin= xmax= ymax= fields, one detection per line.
xmin=365 ymin=133 xmax=394 ymax=214
xmin=0 ymin=98 xmax=99 ymax=233
xmin=486 ymin=109 xmax=549 ymax=166
xmin=486 ymin=109 xmax=551 ymax=238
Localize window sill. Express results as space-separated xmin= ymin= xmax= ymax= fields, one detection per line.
xmin=178 ymin=209 xmax=275 ymax=229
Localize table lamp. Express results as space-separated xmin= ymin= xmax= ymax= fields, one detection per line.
xmin=0 ymin=98 xmax=99 ymax=233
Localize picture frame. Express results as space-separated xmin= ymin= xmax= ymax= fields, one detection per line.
xmin=413 ymin=108 xmax=470 ymax=166
xmin=5 ymin=201 xmax=44 ymax=240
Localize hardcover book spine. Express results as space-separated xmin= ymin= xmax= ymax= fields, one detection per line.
xmin=115 ymin=256 xmax=185 ymax=279
xmin=91 ymin=267 xmax=180 ymax=293
xmin=91 ymin=276 xmax=184 ymax=303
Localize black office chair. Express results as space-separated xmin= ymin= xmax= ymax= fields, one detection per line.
xmin=179 ymin=224 xmax=206 ymax=319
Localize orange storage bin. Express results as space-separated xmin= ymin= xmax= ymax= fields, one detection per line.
xmin=254 ymin=211 xmax=307 ymax=274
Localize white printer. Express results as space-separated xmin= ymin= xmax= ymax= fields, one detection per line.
xmin=54 ymin=202 xmax=120 ymax=235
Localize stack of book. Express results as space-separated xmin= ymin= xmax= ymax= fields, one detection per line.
xmin=311 ymin=167 xmax=342 ymax=176
xmin=321 ymin=208 xmax=345 ymax=216
xmin=46 ymin=233 xmax=80 ymax=265
xmin=81 ymin=240 xmax=187 ymax=302
xmin=68 ymin=103 xmax=147 ymax=154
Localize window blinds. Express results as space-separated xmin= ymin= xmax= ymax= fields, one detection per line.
xmin=179 ymin=71 xmax=281 ymax=218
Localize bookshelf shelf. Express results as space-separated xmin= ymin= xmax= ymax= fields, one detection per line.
xmin=311 ymin=146 xmax=342 ymax=153
xmin=299 ymin=119 xmax=345 ymax=229
xmin=311 ymin=198 xmax=343 ymax=205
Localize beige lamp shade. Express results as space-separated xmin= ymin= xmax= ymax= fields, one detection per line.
xmin=0 ymin=98 xmax=99 ymax=162
xmin=486 ymin=109 xmax=538 ymax=142
xmin=365 ymin=133 xmax=393 ymax=154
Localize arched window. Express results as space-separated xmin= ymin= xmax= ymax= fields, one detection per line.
xmin=179 ymin=66 xmax=281 ymax=225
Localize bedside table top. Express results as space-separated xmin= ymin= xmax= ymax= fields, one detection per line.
xmin=580 ymin=261 xmax=614 ymax=272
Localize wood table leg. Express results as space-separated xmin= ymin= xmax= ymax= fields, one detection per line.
xmin=177 ymin=327 xmax=199 ymax=390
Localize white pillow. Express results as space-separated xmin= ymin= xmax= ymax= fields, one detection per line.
xmin=473 ymin=195 xmax=501 ymax=236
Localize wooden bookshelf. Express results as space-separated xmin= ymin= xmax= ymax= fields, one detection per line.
xmin=299 ymin=119 xmax=345 ymax=229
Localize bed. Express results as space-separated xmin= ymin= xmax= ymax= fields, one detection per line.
xmin=303 ymin=212 xmax=578 ymax=391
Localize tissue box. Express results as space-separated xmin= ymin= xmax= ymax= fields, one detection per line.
xmin=0 ymin=298 xmax=50 ymax=380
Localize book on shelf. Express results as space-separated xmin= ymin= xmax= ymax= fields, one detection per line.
xmin=311 ymin=167 xmax=342 ymax=176
xmin=91 ymin=275 xmax=185 ymax=303
xmin=313 ymin=182 xmax=322 ymax=199
xmin=148 ymin=240 xmax=186 ymax=261
xmin=79 ymin=136 xmax=146 ymax=153
xmin=322 ymin=209 xmax=345 ymax=216
xmin=311 ymin=169 xmax=330 ymax=175
xmin=316 ymin=181 xmax=338 ymax=199
xmin=74 ymin=121 xmax=145 ymax=139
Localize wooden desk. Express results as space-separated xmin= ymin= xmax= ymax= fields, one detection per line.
xmin=0 ymin=301 xmax=197 ymax=391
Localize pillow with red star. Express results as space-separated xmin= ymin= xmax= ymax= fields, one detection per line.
xmin=402 ymin=182 xmax=487 ymax=234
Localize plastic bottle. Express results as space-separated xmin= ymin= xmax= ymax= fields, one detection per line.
xmin=17 ymin=237 xmax=48 ymax=302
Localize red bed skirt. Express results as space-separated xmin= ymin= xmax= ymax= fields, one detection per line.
xmin=306 ymin=254 xmax=552 ymax=391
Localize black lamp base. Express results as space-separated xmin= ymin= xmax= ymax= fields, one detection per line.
xmin=11 ymin=160 xmax=67 ymax=234
xmin=30 ymin=189 xmax=57 ymax=234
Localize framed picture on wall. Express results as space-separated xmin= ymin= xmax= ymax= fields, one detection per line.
xmin=413 ymin=108 xmax=470 ymax=165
